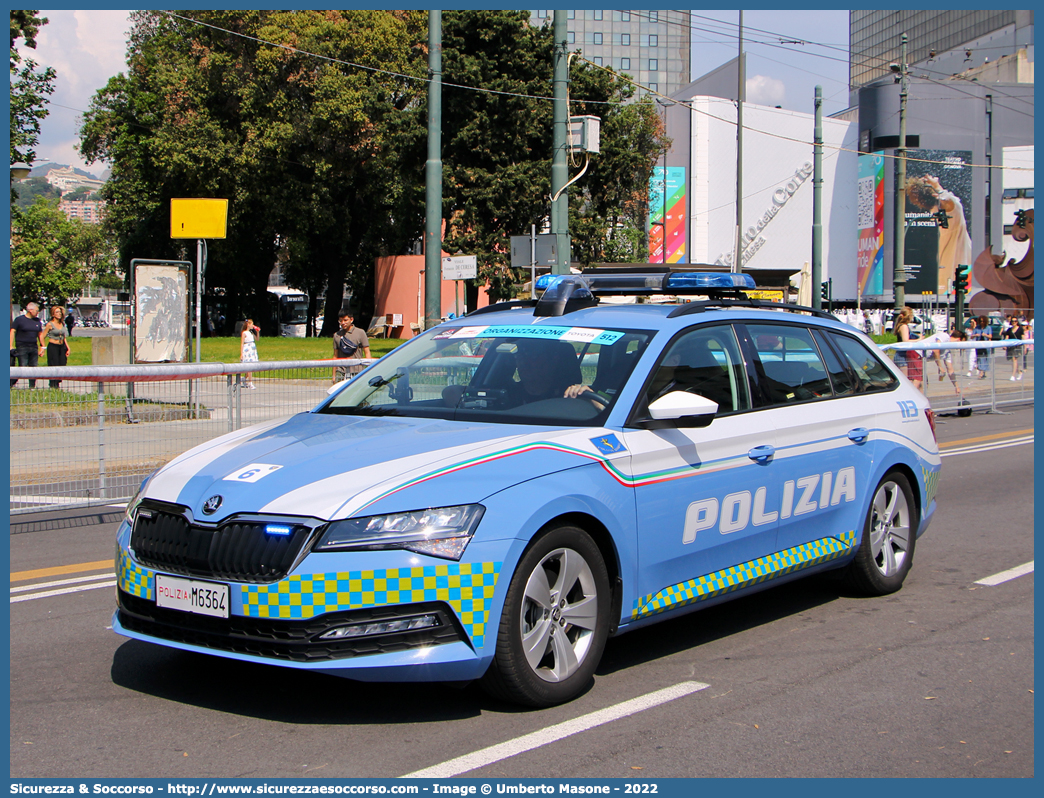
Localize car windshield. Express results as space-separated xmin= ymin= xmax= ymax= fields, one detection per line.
xmin=318 ymin=323 xmax=654 ymax=426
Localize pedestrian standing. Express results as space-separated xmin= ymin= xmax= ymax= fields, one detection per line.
xmin=1005 ymin=316 xmax=1026 ymax=381
xmin=10 ymin=302 xmax=44 ymax=388
xmin=40 ymin=306 xmax=71 ymax=389
xmin=971 ymin=315 xmax=992 ymax=379
xmin=240 ymin=318 xmax=259 ymax=389
xmin=65 ymin=309 xmax=75 ymax=337
xmin=894 ymin=306 xmax=923 ymax=391
xmin=332 ymin=311 xmax=371 ymax=383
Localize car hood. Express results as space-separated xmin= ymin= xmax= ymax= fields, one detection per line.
xmin=143 ymin=412 xmax=625 ymax=524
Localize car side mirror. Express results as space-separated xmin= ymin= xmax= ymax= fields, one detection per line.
xmin=637 ymin=391 xmax=719 ymax=428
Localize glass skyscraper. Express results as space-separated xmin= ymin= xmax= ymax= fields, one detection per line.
xmin=530 ymin=10 xmax=691 ymax=98
xmin=850 ymin=10 xmax=1032 ymax=90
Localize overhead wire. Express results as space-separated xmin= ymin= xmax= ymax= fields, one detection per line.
xmin=83 ymin=11 xmax=1030 ymax=175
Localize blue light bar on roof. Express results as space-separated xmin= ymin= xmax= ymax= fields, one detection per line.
xmin=665 ymin=272 xmax=757 ymax=290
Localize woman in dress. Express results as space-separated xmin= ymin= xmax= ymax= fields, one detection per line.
xmin=240 ymin=318 xmax=259 ymax=389
xmin=893 ymin=306 xmax=922 ymax=391
xmin=39 ymin=306 xmax=71 ymax=390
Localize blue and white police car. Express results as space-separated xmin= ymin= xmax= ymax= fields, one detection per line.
xmin=115 ymin=270 xmax=940 ymax=706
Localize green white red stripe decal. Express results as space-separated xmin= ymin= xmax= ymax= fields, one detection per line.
xmin=355 ymin=437 xmax=747 ymax=513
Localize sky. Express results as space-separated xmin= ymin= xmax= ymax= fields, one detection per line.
xmin=20 ymin=9 xmax=851 ymax=177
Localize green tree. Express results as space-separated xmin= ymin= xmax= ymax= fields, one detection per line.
xmin=12 ymin=175 xmax=60 ymax=210
xmin=421 ymin=11 xmax=668 ymax=304
xmin=80 ymin=10 xmax=427 ymax=335
xmin=10 ymin=10 xmax=55 ymax=201
xmin=246 ymin=10 xmax=428 ymax=334
xmin=10 ymin=199 xmax=102 ymax=305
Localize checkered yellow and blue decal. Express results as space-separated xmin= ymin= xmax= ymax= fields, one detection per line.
xmin=921 ymin=464 xmax=941 ymax=506
xmin=242 ymin=562 xmax=501 ymax=647
xmin=118 ymin=551 xmax=153 ymax=599
xmin=632 ymin=531 xmax=856 ymax=620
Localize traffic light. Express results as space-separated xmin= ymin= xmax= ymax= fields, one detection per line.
xmin=933 ymin=209 xmax=949 ymax=229
xmin=821 ymin=281 xmax=830 ymax=300
xmin=954 ymin=264 xmax=969 ymax=294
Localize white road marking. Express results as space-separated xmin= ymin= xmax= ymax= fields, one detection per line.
xmin=401 ymin=681 xmax=709 ymax=778
xmin=940 ymin=436 xmax=1033 ymax=458
xmin=11 ymin=573 xmax=115 ymax=594
xmin=974 ymin=561 xmax=1034 ymax=586
xmin=11 ymin=580 xmax=117 ymax=603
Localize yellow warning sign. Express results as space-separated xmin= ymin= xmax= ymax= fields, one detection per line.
xmin=170 ymin=198 xmax=228 ymax=239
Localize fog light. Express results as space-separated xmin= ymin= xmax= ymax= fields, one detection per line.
xmin=318 ymin=614 xmax=439 ymax=640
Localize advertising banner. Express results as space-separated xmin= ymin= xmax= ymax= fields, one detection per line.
xmin=896 ymin=149 xmax=973 ymax=295
xmin=134 ymin=263 xmax=189 ymax=362
xmin=857 ymin=152 xmax=885 ymax=297
xmin=649 ymin=166 xmax=687 ymax=263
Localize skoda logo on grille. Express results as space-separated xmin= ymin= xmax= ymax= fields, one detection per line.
xmin=202 ymin=495 xmax=223 ymax=515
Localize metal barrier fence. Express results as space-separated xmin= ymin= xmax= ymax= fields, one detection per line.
xmin=9 ymin=359 xmax=369 ymax=515
xmin=9 ymin=342 xmax=1033 ymax=514
xmin=882 ymin=339 xmax=1034 ymax=415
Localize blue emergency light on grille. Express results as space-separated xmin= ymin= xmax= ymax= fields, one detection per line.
xmin=265 ymin=524 xmax=293 ymax=537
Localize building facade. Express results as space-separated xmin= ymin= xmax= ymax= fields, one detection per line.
xmin=45 ymin=165 xmax=105 ymax=194
xmin=530 ymin=10 xmax=691 ymax=97
xmin=849 ymin=10 xmax=1034 ymax=102
xmin=59 ymin=198 xmax=106 ymax=224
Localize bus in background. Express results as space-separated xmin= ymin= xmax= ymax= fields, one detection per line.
xmin=267 ymin=286 xmax=310 ymax=337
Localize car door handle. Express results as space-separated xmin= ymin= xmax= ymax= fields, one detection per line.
xmin=848 ymin=427 xmax=870 ymax=444
xmin=748 ymin=445 xmax=775 ymax=463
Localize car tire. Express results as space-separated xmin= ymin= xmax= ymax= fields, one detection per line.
xmin=844 ymin=470 xmax=917 ymax=596
xmin=481 ymin=524 xmax=611 ymax=707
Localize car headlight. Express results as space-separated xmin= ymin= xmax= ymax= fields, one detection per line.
xmin=124 ymin=472 xmax=156 ymax=525
xmin=314 ymin=504 xmax=485 ymax=561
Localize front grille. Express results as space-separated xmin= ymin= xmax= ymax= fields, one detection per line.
xmin=117 ymin=590 xmax=464 ymax=662
xmin=130 ymin=503 xmax=319 ymax=583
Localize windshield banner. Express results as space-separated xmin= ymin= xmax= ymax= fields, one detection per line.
xmin=432 ymin=325 xmax=624 ymax=346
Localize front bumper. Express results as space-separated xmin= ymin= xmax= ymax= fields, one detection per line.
xmin=113 ymin=531 xmax=512 ymax=682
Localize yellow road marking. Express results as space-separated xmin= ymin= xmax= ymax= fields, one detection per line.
xmin=939 ymin=429 xmax=1033 ymax=450
xmin=11 ymin=560 xmax=113 ymax=584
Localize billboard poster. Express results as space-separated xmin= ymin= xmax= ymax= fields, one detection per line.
xmin=134 ymin=263 xmax=189 ymax=362
xmin=649 ymin=166 xmax=686 ymax=263
xmin=857 ymin=152 xmax=885 ymax=297
xmin=896 ymin=149 xmax=973 ymax=295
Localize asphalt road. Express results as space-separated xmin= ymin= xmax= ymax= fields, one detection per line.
xmin=8 ymin=406 xmax=1034 ymax=779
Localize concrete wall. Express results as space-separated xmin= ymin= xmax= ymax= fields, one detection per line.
xmin=91 ymin=335 xmax=131 ymax=365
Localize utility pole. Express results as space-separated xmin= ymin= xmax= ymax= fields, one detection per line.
xmin=733 ymin=11 xmax=744 ymax=273
xmin=423 ymin=11 xmax=443 ymax=330
xmin=892 ymin=33 xmax=909 ymax=311
xmin=550 ymin=10 xmax=571 ymax=274
xmin=812 ymin=85 xmax=823 ymax=310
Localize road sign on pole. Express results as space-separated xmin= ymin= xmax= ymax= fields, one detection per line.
xmin=442 ymin=255 xmax=477 ymax=281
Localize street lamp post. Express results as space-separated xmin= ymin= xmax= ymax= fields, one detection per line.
xmin=892 ymin=33 xmax=909 ymax=311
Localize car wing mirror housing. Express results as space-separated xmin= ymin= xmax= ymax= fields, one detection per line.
xmin=637 ymin=391 xmax=719 ymax=429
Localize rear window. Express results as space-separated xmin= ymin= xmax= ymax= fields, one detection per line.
xmin=826 ymin=332 xmax=899 ymax=392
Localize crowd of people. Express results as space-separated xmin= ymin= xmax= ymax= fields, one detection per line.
xmin=887 ymin=306 xmax=1033 ymax=393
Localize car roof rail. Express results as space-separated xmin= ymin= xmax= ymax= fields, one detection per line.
xmin=462 ymin=299 xmax=537 ymax=318
xmin=667 ymin=297 xmax=838 ymax=320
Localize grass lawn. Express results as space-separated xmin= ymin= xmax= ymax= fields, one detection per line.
xmin=66 ymin=336 xmax=406 ymax=367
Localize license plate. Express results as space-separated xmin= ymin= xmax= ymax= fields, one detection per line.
xmin=155 ymin=574 xmax=229 ymax=619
